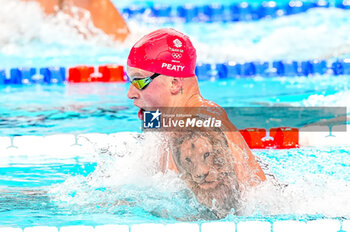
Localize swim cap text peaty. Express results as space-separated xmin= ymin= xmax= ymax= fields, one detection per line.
xmin=127 ymin=28 xmax=197 ymax=78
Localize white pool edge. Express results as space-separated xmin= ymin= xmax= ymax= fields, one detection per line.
xmin=0 ymin=219 xmax=349 ymax=232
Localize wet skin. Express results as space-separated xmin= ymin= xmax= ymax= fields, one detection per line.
xmin=179 ymin=136 xmax=225 ymax=191
xmin=127 ymin=68 xmax=172 ymax=120
xmin=126 ymin=66 xmax=266 ymax=188
xmin=177 ymin=134 xmax=240 ymax=217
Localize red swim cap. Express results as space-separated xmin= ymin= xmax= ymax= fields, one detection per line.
xmin=127 ymin=28 xmax=197 ymax=78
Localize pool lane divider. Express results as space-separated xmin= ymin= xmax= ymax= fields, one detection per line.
xmin=240 ymin=127 xmax=299 ymax=149
xmin=241 ymin=123 xmax=350 ymax=148
xmin=1 ymin=59 xmax=350 ymax=85
xmin=68 ymin=65 xmax=125 ymax=83
xmin=0 ymin=65 xmax=126 ymax=85
xmin=196 ymin=59 xmax=350 ymax=80
xmin=122 ymin=0 xmax=350 ymax=23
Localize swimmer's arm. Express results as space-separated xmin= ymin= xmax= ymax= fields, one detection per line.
xmin=84 ymin=0 xmax=130 ymax=41
xmin=226 ymin=130 xmax=267 ymax=184
xmin=220 ymin=112 xmax=267 ymax=184
xmin=25 ymin=0 xmax=129 ymax=41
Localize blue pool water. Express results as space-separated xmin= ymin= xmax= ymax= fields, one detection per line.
xmin=1 ymin=76 xmax=349 ymax=136
xmin=0 ymin=0 xmax=350 ymax=228
xmin=1 ymin=145 xmax=350 ymax=227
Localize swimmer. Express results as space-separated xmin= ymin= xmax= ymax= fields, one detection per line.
xmin=172 ymin=129 xmax=240 ymax=218
xmin=126 ymin=28 xmax=266 ymax=191
xmin=25 ymin=0 xmax=129 ymax=41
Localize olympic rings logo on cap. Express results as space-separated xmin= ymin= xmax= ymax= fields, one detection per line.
xmin=172 ymin=53 xmax=182 ymax=59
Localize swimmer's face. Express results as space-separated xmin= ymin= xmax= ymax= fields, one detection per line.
xmin=179 ymin=135 xmax=227 ymax=191
xmin=127 ymin=67 xmax=172 ymax=120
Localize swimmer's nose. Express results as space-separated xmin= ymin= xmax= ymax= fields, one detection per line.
xmin=127 ymin=84 xmax=140 ymax=99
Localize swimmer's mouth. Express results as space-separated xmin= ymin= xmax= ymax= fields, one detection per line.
xmin=137 ymin=107 xmax=158 ymax=120
xmin=138 ymin=108 xmax=145 ymax=120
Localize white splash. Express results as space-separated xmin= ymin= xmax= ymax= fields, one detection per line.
xmin=242 ymin=174 xmax=350 ymax=217
xmin=0 ymin=0 xmax=117 ymax=51
xmin=48 ymin=132 xmax=350 ymax=219
xmin=1 ymin=3 xmax=350 ymax=65
xmin=48 ymin=132 xmax=200 ymax=219
xmin=188 ymin=8 xmax=350 ymax=62
xmin=301 ymin=90 xmax=350 ymax=109
xmin=241 ymin=147 xmax=350 ymax=218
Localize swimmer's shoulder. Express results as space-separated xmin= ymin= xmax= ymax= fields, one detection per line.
xmin=187 ymin=97 xmax=227 ymax=115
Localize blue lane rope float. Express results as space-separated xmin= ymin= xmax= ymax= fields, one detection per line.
xmin=122 ymin=0 xmax=350 ymax=22
xmin=40 ymin=67 xmax=66 ymax=84
xmin=0 ymin=69 xmax=6 ymax=85
xmin=10 ymin=68 xmax=36 ymax=84
xmin=195 ymin=59 xmax=350 ymax=80
xmin=5 ymin=67 xmax=66 ymax=85
xmin=0 ymin=59 xmax=349 ymax=85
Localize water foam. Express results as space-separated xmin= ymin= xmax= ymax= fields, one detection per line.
xmin=0 ymin=0 xmax=116 ymax=48
xmin=301 ymin=90 xmax=350 ymax=109
xmin=188 ymin=8 xmax=350 ymax=62
xmin=242 ymin=174 xmax=350 ymax=218
xmin=0 ymin=0 xmax=163 ymax=67
xmin=48 ymin=132 xmax=350 ymax=220
xmin=1 ymin=3 xmax=350 ymax=66
xmin=48 ymin=132 xmax=212 ymax=221
xmin=241 ymin=147 xmax=350 ymax=218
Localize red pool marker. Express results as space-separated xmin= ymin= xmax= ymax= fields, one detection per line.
xmin=240 ymin=127 xmax=299 ymax=149
xmin=68 ymin=66 xmax=94 ymax=82
xmin=262 ymin=137 xmax=274 ymax=148
xmin=98 ymin=65 xmax=125 ymax=82
xmin=239 ymin=128 xmax=267 ymax=149
xmin=270 ymin=127 xmax=299 ymax=149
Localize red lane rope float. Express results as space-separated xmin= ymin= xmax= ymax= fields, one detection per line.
xmin=270 ymin=127 xmax=299 ymax=149
xmin=98 ymin=65 xmax=126 ymax=82
xmin=239 ymin=128 xmax=267 ymax=149
xmin=68 ymin=66 xmax=94 ymax=83
xmin=240 ymin=127 xmax=299 ymax=149
xmin=68 ymin=65 xmax=126 ymax=83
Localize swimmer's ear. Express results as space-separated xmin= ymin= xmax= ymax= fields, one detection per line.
xmin=170 ymin=78 xmax=183 ymax=95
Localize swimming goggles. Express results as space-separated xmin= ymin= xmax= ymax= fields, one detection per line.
xmin=128 ymin=73 xmax=161 ymax=90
